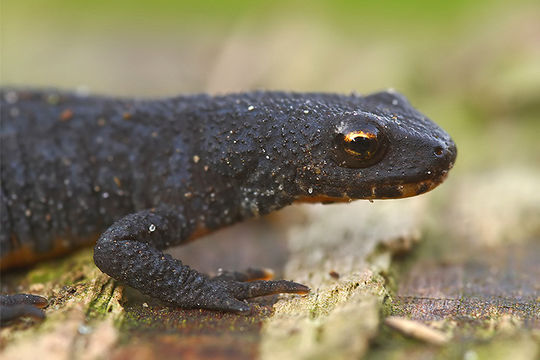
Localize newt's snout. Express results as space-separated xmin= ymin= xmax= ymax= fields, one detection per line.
xmin=435 ymin=138 xmax=457 ymax=176
xmin=381 ymin=131 xmax=457 ymax=199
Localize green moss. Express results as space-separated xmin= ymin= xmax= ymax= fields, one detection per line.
xmin=26 ymin=248 xmax=95 ymax=285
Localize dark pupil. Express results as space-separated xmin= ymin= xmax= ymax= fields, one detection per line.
xmin=346 ymin=136 xmax=377 ymax=155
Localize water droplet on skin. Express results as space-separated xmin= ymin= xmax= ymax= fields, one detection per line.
xmin=308 ymin=187 xmax=313 ymax=194
xmin=149 ymin=224 xmax=156 ymax=232
xmin=247 ymin=105 xmax=254 ymax=111
xmin=303 ymin=110 xmax=309 ymax=114
xmin=392 ymin=99 xmax=398 ymax=106
xmin=4 ymin=91 xmax=18 ymax=104
xmin=102 ymin=192 xmax=109 ymax=199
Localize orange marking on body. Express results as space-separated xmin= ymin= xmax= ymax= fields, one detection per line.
xmin=185 ymin=223 xmax=212 ymax=243
xmin=1 ymin=233 xmax=99 ymax=270
xmin=295 ymin=195 xmax=352 ymax=204
xmin=59 ymin=109 xmax=74 ymax=121
xmin=250 ymin=268 xmax=275 ymax=281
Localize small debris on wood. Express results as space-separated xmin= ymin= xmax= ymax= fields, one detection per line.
xmin=384 ymin=316 xmax=449 ymax=346
xmin=329 ymin=270 xmax=340 ymax=279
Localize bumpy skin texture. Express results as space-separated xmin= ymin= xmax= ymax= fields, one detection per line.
xmin=0 ymin=88 xmax=456 ymax=317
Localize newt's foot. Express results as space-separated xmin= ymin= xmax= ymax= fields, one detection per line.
xmin=207 ymin=267 xmax=309 ymax=314
xmin=207 ymin=274 xmax=310 ymax=314
xmin=0 ymin=294 xmax=48 ymax=325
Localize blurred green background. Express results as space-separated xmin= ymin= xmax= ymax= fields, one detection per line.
xmin=2 ymin=0 xmax=539 ymax=174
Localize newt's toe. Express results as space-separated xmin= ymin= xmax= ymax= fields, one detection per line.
xmin=1 ymin=294 xmax=48 ymax=307
xmin=0 ymin=294 xmax=48 ymax=325
xmin=234 ymin=279 xmax=310 ymax=300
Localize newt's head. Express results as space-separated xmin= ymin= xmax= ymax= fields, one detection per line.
xmin=295 ymin=90 xmax=457 ymax=202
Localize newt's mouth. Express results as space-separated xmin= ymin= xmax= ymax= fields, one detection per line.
xmin=295 ymin=170 xmax=451 ymax=204
xmin=367 ymin=171 xmax=450 ymax=199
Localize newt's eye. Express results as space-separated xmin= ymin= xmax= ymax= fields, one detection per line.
xmin=333 ymin=123 xmax=388 ymax=168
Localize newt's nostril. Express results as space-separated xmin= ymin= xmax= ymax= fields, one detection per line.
xmin=434 ymin=146 xmax=444 ymax=156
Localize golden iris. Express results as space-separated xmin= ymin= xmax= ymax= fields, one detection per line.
xmin=343 ymin=131 xmax=378 ymax=157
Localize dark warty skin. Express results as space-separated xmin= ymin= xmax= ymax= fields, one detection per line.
xmin=0 ymin=88 xmax=456 ymax=322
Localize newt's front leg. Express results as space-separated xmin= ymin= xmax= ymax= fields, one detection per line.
xmin=93 ymin=206 xmax=309 ymax=314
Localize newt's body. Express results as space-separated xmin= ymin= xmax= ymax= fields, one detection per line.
xmin=0 ymin=88 xmax=456 ymax=321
